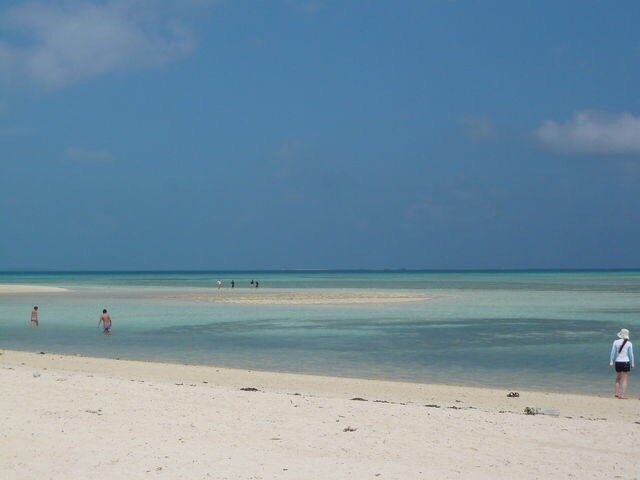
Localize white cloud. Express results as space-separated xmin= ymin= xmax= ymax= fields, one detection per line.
xmin=272 ymin=140 xmax=307 ymax=180
xmin=535 ymin=110 xmax=640 ymax=156
xmin=285 ymin=0 xmax=326 ymax=17
xmin=273 ymin=140 xmax=306 ymax=162
xmin=460 ymin=115 xmax=495 ymax=142
xmin=0 ymin=1 xmax=199 ymax=90
xmin=66 ymin=147 xmax=115 ymax=163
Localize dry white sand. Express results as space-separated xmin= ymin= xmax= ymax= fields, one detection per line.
xmin=2 ymin=350 xmax=639 ymax=479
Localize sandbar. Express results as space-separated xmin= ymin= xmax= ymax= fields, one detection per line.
xmin=168 ymin=289 xmax=434 ymax=305
xmin=0 ymin=284 xmax=69 ymax=294
xmin=0 ymin=284 xmax=434 ymax=305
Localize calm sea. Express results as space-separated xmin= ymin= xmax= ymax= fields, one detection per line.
xmin=1 ymin=270 xmax=639 ymax=394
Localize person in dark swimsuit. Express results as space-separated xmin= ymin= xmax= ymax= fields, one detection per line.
xmin=31 ymin=306 xmax=39 ymax=327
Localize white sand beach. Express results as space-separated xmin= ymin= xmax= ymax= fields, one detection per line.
xmin=2 ymin=350 xmax=639 ymax=479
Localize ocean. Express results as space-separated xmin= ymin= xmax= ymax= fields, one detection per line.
xmin=1 ymin=270 xmax=639 ymax=394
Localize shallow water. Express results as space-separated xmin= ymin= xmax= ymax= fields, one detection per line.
xmin=1 ymin=270 xmax=638 ymax=394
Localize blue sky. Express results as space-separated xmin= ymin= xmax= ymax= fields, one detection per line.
xmin=1 ymin=0 xmax=640 ymax=270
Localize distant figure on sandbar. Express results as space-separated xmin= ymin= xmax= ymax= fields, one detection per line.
xmin=217 ymin=279 xmax=222 ymax=289
xmin=98 ymin=309 xmax=112 ymax=335
xmin=255 ymin=280 xmax=259 ymax=288
xmin=250 ymin=279 xmax=254 ymax=286
xmin=231 ymin=280 xmax=235 ymax=288
xmin=30 ymin=306 xmax=39 ymax=327
xmin=610 ymin=328 xmax=634 ymax=399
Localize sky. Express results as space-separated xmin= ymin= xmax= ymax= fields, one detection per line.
xmin=1 ymin=0 xmax=640 ymax=271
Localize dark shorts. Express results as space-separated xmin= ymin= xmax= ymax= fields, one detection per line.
xmin=615 ymin=362 xmax=631 ymax=373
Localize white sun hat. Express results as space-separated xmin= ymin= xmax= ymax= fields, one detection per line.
xmin=617 ymin=328 xmax=630 ymax=340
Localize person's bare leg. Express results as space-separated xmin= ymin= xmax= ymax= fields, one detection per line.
xmin=615 ymin=372 xmax=622 ymax=397
xmin=619 ymin=372 xmax=629 ymax=399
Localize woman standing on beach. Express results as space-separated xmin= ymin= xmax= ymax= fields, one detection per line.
xmin=610 ymin=329 xmax=634 ymax=399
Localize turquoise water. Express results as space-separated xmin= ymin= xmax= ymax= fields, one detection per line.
xmin=1 ymin=270 xmax=639 ymax=394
